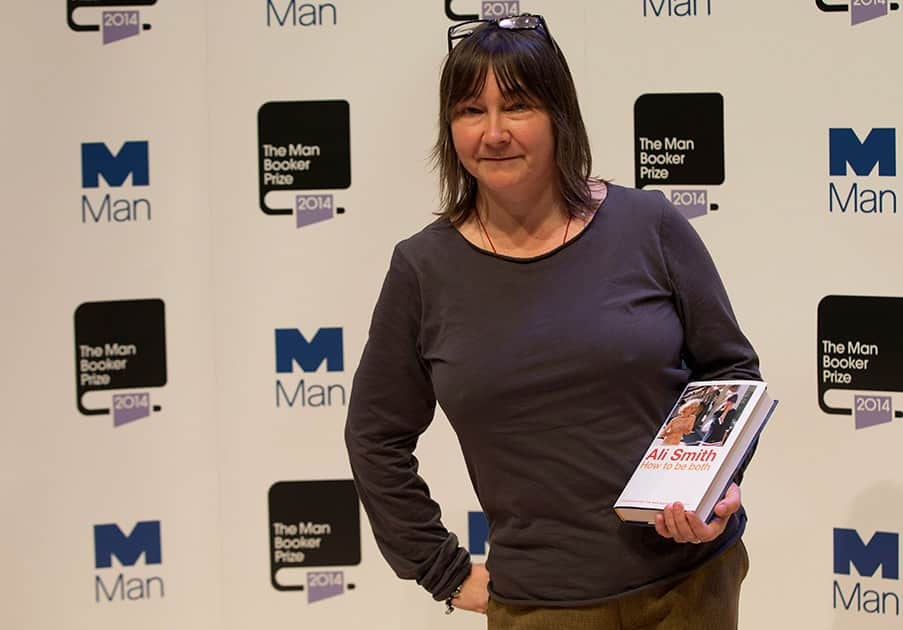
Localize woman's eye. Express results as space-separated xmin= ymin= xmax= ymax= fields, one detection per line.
xmin=508 ymin=103 xmax=530 ymax=112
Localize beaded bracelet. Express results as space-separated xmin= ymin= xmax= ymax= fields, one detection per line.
xmin=444 ymin=584 xmax=463 ymax=614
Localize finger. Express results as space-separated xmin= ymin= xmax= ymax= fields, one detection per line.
xmin=684 ymin=510 xmax=716 ymax=543
xmin=715 ymin=484 xmax=742 ymax=518
xmin=702 ymin=517 xmax=727 ymax=542
xmin=661 ymin=503 xmax=680 ymax=540
xmin=455 ymin=594 xmax=481 ymax=614
xmin=717 ymin=501 xmax=738 ymax=516
xmin=670 ymin=503 xmax=700 ymax=543
xmin=654 ymin=513 xmax=673 ymax=539
xmin=663 ymin=503 xmax=693 ymax=543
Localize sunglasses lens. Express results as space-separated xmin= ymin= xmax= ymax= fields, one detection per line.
xmin=498 ymin=15 xmax=540 ymax=30
xmin=450 ymin=22 xmax=483 ymax=40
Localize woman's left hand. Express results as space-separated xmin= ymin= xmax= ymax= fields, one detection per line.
xmin=654 ymin=482 xmax=741 ymax=544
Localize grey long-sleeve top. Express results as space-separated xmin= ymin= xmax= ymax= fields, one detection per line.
xmin=345 ymin=183 xmax=761 ymax=607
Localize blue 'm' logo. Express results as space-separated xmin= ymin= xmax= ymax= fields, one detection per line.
xmin=829 ymin=128 xmax=896 ymax=177
xmin=275 ymin=328 xmax=344 ymax=373
xmin=834 ymin=528 xmax=899 ymax=579
xmin=81 ymin=141 xmax=150 ymax=188
xmin=468 ymin=511 xmax=489 ymax=555
xmin=94 ymin=520 xmax=162 ymax=568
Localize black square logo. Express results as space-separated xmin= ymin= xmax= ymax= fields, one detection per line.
xmin=634 ymin=93 xmax=724 ymax=190
xmin=74 ymin=298 xmax=167 ymax=417
xmin=817 ymin=296 xmax=903 ymax=423
xmin=268 ymin=480 xmax=360 ymax=591
xmin=258 ymin=101 xmax=351 ymax=215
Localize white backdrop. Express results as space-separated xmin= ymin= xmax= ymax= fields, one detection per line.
xmin=1 ymin=1 xmax=902 ymax=628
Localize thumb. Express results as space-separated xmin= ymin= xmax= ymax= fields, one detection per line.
xmin=715 ymin=486 xmax=740 ymax=517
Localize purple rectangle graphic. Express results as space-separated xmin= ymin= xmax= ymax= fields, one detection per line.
xmin=482 ymin=1 xmax=519 ymax=19
xmin=670 ymin=189 xmax=708 ymax=220
xmin=102 ymin=11 xmax=141 ymax=44
xmin=296 ymin=194 xmax=334 ymax=228
xmin=113 ymin=393 xmax=151 ymax=427
xmin=307 ymin=571 xmax=344 ymax=603
xmin=851 ymin=1 xmax=888 ymax=26
xmin=854 ymin=394 xmax=893 ymax=429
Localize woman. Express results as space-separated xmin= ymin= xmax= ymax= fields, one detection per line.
xmin=345 ymin=14 xmax=760 ymax=629
xmin=659 ymin=400 xmax=702 ymax=445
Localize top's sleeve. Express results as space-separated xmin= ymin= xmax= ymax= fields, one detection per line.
xmin=658 ymin=198 xmax=763 ymax=484
xmin=344 ymin=243 xmax=471 ymax=601
xmin=658 ymin=199 xmax=760 ymax=382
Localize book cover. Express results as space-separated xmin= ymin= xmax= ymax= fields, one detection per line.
xmin=614 ymin=380 xmax=775 ymax=524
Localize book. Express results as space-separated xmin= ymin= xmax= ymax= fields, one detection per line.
xmin=614 ymin=380 xmax=777 ymax=525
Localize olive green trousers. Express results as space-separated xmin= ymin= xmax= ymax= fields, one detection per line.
xmin=487 ymin=540 xmax=749 ymax=630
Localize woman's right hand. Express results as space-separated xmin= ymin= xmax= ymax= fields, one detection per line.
xmin=451 ymin=563 xmax=491 ymax=614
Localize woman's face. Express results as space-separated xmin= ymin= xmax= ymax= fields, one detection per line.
xmin=450 ymin=68 xmax=556 ymax=200
xmin=679 ymin=401 xmax=700 ymax=417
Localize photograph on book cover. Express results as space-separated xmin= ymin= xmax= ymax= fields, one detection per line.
xmin=656 ymin=382 xmax=757 ymax=448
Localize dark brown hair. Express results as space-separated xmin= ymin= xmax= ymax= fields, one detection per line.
xmin=432 ymin=21 xmax=595 ymax=225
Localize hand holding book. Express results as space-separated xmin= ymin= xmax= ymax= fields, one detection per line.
xmin=653 ymin=482 xmax=741 ymax=544
xmin=614 ymin=380 xmax=777 ymax=525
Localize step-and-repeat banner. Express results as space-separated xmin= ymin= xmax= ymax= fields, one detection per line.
xmin=1 ymin=1 xmax=901 ymax=628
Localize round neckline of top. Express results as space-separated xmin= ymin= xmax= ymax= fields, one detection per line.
xmin=448 ymin=182 xmax=615 ymax=264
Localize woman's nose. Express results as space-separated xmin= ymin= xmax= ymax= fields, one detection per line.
xmin=483 ymin=111 xmax=510 ymax=146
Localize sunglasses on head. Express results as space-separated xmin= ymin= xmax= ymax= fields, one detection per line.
xmin=447 ymin=13 xmax=554 ymax=52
